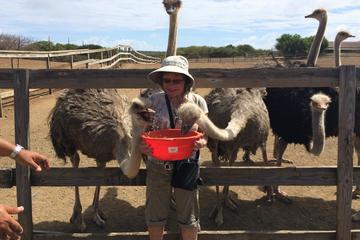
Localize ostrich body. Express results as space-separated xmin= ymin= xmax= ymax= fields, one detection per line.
xmin=266 ymin=30 xmax=357 ymax=203
xmin=269 ymin=30 xmax=355 ymax=160
xmin=200 ymin=88 xmax=270 ymax=226
xmin=48 ymin=89 xmax=154 ymax=231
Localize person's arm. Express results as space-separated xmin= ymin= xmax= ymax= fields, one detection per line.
xmin=0 ymin=138 xmax=50 ymax=171
xmin=0 ymin=204 xmax=23 ymax=240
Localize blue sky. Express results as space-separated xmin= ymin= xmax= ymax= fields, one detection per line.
xmin=1 ymin=0 xmax=359 ymax=51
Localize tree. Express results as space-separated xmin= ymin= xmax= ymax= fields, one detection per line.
xmin=275 ymin=33 xmax=329 ymax=57
xmin=275 ymin=34 xmax=307 ymax=56
xmin=0 ymin=33 xmax=33 ymax=50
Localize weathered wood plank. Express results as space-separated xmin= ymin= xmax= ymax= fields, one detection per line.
xmin=25 ymin=166 xmax=353 ymax=187
xmin=32 ymin=229 xmax=360 ymax=240
xmin=14 ymin=70 xmax=33 ymax=240
xmin=25 ymin=68 xmax=340 ymax=89
xmin=2 ymin=166 xmax=360 ymax=188
xmin=0 ymin=67 xmax=349 ymax=89
xmin=337 ymin=65 xmax=357 ymax=240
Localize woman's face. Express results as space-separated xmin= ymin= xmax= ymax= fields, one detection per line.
xmin=161 ymin=72 xmax=185 ymax=98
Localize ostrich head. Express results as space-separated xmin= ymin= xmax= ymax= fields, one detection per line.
xmin=335 ymin=30 xmax=355 ymax=43
xmin=140 ymin=88 xmax=163 ymax=99
xmin=129 ymin=97 xmax=155 ymax=128
xmin=178 ymin=102 xmax=202 ymax=135
xmin=305 ymin=8 xmax=327 ymax=21
xmin=163 ymin=0 xmax=182 ymax=15
xmin=310 ymin=93 xmax=331 ymax=112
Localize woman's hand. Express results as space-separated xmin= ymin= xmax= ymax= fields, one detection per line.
xmin=0 ymin=204 xmax=24 ymax=240
xmin=15 ymin=149 xmax=50 ymax=172
xmin=193 ymin=137 xmax=207 ymax=152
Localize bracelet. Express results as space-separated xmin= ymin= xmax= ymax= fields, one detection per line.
xmin=9 ymin=144 xmax=24 ymax=159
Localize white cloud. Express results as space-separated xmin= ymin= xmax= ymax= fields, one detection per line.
xmin=0 ymin=0 xmax=358 ymax=50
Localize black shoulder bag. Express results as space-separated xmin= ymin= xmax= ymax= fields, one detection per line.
xmin=165 ymin=94 xmax=202 ymax=191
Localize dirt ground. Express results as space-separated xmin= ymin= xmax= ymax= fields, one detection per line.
xmin=1 ymin=56 xmax=360 ymax=234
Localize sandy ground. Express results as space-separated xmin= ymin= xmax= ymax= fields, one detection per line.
xmin=0 ymin=55 xmax=360 ymax=234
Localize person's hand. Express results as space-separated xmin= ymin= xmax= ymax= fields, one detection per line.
xmin=193 ymin=137 xmax=207 ymax=152
xmin=15 ymin=150 xmax=50 ymax=172
xmin=0 ymin=205 xmax=24 ymax=240
xmin=139 ymin=140 xmax=153 ymax=156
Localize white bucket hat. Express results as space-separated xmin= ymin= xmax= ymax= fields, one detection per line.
xmin=148 ymin=55 xmax=194 ymax=88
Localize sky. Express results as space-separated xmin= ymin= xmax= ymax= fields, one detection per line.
xmin=1 ymin=0 xmax=359 ymax=51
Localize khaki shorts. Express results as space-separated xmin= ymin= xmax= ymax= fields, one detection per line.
xmin=145 ymin=159 xmax=200 ymax=229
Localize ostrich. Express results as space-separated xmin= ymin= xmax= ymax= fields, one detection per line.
xmin=266 ymin=29 xmax=356 ymax=203
xmin=178 ymin=90 xmax=331 ymax=226
xmin=48 ymin=89 xmax=154 ymax=231
xmin=269 ymin=8 xmax=328 ymax=163
xmin=198 ymin=88 xmax=270 ymax=226
xmin=268 ymin=30 xmax=355 ymax=161
xmin=163 ymin=0 xmax=182 ymax=56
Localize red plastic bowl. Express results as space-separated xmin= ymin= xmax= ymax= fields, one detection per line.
xmin=141 ymin=129 xmax=203 ymax=161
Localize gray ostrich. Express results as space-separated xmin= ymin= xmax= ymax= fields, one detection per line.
xmin=48 ymin=89 xmax=154 ymax=231
xmin=203 ymin=88 xmax=270 ymax=226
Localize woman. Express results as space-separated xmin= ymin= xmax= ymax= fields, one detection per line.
xmin=141 ymin=55 xmax=208 ymax=240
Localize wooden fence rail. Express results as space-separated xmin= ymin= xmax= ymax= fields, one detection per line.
xmin=0 ymin=66 xmax=357 ymax=240
xmin=2 ymin=166 xmax=360 ymax=188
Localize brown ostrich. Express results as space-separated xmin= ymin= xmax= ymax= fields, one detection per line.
xmin=48 ymin=89 xmax=154 ymax=231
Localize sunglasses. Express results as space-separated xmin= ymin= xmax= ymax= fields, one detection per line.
xmin=162 ymin=78 xmax=184 ymax=84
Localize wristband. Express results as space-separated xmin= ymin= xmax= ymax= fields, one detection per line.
xmin=10 ymin=144 xmax=24 ymax=159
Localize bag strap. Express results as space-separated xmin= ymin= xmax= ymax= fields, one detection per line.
xmin=165 ymin=94 xmax=175 ymax=129
xmin=165 ymin=94 xmax=200 ymax=160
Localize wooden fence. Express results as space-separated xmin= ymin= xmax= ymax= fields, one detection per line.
xmin=0 ymin=66 xmax=358 ymax=240
xmin=0 ymin=45 xmax=161 ymax=117
xmin=0 ymin=45 xmax=160 ymax=70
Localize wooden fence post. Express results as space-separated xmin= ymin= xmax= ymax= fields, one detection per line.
xmin=14 ymin=69 xmax=32 ymax=240
xmin=337 ymin=65 xmax=357 ymax=240
xmin=46 ymin=54 xmax=50 ymax=69
xmin=46 ymin=54 xmax=52 ymax=94
xmin=0 ymin=93 xmax=3 ymax=118
xmin=70 ymin=55 xmax=74 ymax=69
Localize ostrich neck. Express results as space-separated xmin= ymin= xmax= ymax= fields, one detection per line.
xmin=197 ymin=114 xmax=246 ymax=141
xmin=334 ymin=37 xmax=342 ymax=67
xmin=166 ymin=12 xmax=178 ymax=57
xmin=306 ymin=15 xmax=327 ymax=67
xmin=119 ymin=126 xmax=144 ymax=179
xmin=310 ymin=109 xmax=326 ymax=156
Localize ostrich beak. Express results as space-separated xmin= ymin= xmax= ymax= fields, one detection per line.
xmin=305 ymin=13 xmax=314 ymax=18
xmin=181 ymin=123 xmax=192 ymax=135
xmin=138 ymin=108 xmax=155 ymax=123
xmin=349 ymin=34 xmax=356 ymax=38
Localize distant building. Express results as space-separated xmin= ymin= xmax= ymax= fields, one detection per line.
xmin=326 ymin=41 xmax=360 ymax=53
